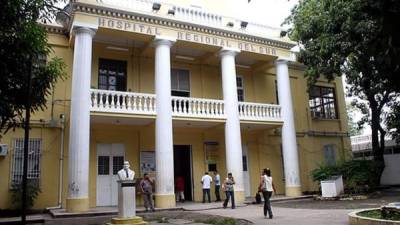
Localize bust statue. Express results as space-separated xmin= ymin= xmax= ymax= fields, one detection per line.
xmin=117 ymin=161 xmax=135 ymax=180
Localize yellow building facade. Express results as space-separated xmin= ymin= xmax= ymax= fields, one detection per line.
xmin=0 ymin=0 xmax=350 ymax=212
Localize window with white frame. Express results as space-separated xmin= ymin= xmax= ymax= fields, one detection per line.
xmin=236 ymin=76 xmax=244 ymax=102
xmin=11 ymin=138 xmax=42 ymax=185
xmin=171 ymin=69 xmax=190 ymax=97
xmin=323 ymin=144 xmax=337 ymax=166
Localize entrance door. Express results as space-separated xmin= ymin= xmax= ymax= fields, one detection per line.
xmin=173 ymin=145 xmax=193 ymax=201
xmin=242 ymin=145 xmax=251 ymax=197
xmin=96 ymin=143 xmax=125 ymax=206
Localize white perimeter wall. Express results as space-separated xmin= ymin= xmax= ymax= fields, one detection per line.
xmin=380 ymin=154 xmax=400 ymax=185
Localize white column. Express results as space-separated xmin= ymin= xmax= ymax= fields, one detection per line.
xmin=153 ymin=36 xmax=176 ymax=208
xmin=67 ymin=27 xmax=96 ymax=212
xmin=219 ymin=48 xmax=245 ymax=201
xmin=276 ymin=59 xmax=302 ymax=196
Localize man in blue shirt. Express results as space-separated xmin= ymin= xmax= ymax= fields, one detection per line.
xmin=214 ymin=170 xmax=221 ymax=202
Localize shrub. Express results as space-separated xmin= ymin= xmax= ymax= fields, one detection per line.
xmin=10 ymin=179 xmax=41 ymax=210
xmin=311 ymin=160 xmax=382 ymax=194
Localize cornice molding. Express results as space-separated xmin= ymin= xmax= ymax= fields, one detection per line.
xmin=72 ymin=2 xmax=296 ymax=50
xmin=43 ymin=24 xmax=67 ymax=35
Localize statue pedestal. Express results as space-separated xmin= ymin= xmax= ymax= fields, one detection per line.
xmin=107 ymin=180 xmax=148 ymax=225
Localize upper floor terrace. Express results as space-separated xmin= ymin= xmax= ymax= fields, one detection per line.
xmin=49 ymin=0 xmax=348 ymax=130
xmin=51 ymin=0 xmax=295 ymax=127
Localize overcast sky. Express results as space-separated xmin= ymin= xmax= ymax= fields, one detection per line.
xmin=239 ymin=0 xmax=299 ymax=28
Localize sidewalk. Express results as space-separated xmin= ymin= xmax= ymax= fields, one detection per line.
xmin=200 ymin=204 xmax=351 ymax=225
xmin=0 ymin=195 xmax=314 ymax=224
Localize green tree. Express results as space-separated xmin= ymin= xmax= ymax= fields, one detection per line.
xmin=283 ymin=0 xmax=400 ymax=182
xmin=0 ymin=0 xmax=66 ymax=132
xmin=0 ymin=0 xmax=66 ymax=223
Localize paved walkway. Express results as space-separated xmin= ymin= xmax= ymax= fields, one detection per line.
xmin=200 ymin=204 xmax=351 ymax=225
xmin=7 ymin=191 xmax=398 ymax=225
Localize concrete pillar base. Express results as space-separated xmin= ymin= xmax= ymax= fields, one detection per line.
xmin=234 ymin=190 xmax=245 ymax=204
xmin=154 ymin=194 xmax=176 ymax=208
xmin=107 ymin=216 xmax=148 ymax=225
xmin=285 ymin=186 xmax=302 ymax=197
xmin=66 ymin=197 xmax=89 ymax=212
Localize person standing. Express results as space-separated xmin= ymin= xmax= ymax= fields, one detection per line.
xmin=140 ymin=173 xmax=155 ymax=212
xmin=175 ymin=176 xmax=185 ymax=202
xmin=201 ymin=172 xmax=212 ymax=203
xmin=214 ymin=171 xmax=221 ymax=202
xmin=259 ymin=168 xmax=276 ymax=219
xmin=222 ymin=172 xmax=235 ymax=209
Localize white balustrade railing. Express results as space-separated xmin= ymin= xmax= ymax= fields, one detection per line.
xmin=90 ymin=89 xmax=282 ymax=122
xmin=238 ymin=102 xmax=282 ymax=121
xmin=91 ymin=89 xmax=156 ymax=115
xmin=171 ymin=96 xmax=225 ymax=119
xmin=93 ymin=0 xmax=284 ymax=41
xmin=173 ymin=6 xmax=223 ymax=26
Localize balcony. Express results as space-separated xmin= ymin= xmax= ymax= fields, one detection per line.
xmin=90 ymin=89 xmax=282 ymax=123
xmin=92 ymin=0 xmax=283 ymax=41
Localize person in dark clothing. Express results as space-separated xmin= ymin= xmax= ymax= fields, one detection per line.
xmin=213 ymin=171 xmax=222 ymax=202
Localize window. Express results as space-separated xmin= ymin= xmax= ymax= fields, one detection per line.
xmin=208 ymin=164 xmax=217 ymax=172
xmin=309 ymin=86 xmax=338 ymax=119
xmin=11 ymin=138 xmax=42 ymax=185
xmin=280 ymin=144 xmax=285 ymax=181
xmin=171 ymin=69 xmax=190 ymax=97
xmin=275 ymin=80 xmax=279 ymax=104
xmin=242 ymin=156 xmax=248 ymax=171
xmin=98 ymin=156 xmax=110 ymax=175
xmin=237 ymin=76 xmax=244 ymax=102
xmin=98 ymin=58 xmax=127 ymax=91
xmin=323 ymin=144 xmax=337 ymax=166
xmin=112 ymin=156 xmax=124 ymax=175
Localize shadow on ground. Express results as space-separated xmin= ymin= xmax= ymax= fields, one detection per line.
xmin=42 ymin=211 xmax=252 ymax=225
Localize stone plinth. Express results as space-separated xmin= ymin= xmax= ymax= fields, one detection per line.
xmin=107 ymin=180 xmax=148 ymax=225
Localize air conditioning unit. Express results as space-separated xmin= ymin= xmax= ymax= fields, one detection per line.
xmin=0 ymin=144 xmax=8 ymax=156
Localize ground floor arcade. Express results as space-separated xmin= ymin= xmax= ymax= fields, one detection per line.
xmin=0 ymin=119 xmax=349 ymax=210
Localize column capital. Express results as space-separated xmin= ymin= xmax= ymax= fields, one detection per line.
xmin=71 ymin=21 xmax=98 ymax=37
xmin=153 ymin=36 xmax=176 ymax=48
xmin=219 ymin=47 xmax=240 ymax=58
xmin=275 ymin=57 xmax=293 ymax=65
xmin=73 ymin=27 xmax=96 ymax=37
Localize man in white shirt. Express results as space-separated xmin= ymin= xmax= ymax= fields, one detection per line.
xmin=201 ymin=172 xmax=213 ymax=203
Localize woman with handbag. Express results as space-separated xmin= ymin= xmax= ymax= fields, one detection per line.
xmin=258 ymin=168 xmax=276 ymax=219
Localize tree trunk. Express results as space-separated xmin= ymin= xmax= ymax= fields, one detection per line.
xmin=368 ymin=95 xmax=385 ymax=187
xmin=21 ymin=59 xmax=32 ymax=225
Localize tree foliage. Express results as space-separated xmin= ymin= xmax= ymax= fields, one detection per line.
xmin=284 ymin=0 xmax=400 ymax=175
xmin=311 ymin=160 xmax=382 ymax=194
xmin=0 ymin=0 xmax=66 ymax=134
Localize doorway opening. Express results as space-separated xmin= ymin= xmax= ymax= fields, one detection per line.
xmin=96 ymin=143 xmax=125 ymax=206
xmin=173 ymin=145 xmax=193 ymax=201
